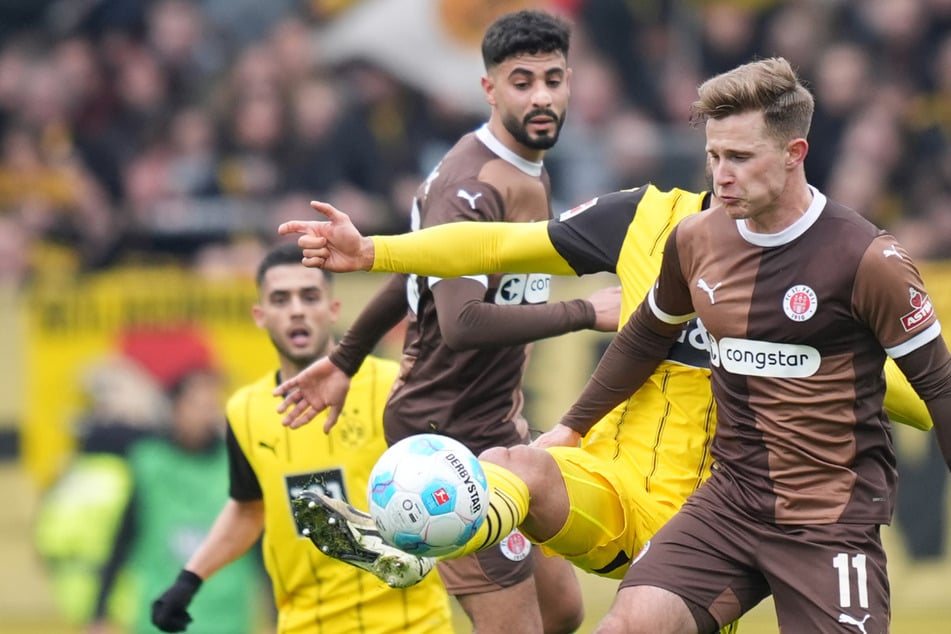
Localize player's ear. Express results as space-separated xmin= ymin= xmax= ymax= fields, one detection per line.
xmin=786 ymin=138 xmax=808 ymax=169
xmin=251 ymin=303 xmax=266 ymax=328
xmin=482 ymin=75 xmax=495 ymax=106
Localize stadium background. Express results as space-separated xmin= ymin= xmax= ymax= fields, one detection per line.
xmin=2 ymin=0 xmax=950 ymax=631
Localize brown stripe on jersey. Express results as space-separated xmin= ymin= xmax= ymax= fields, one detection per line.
xmin=748 ymin=202 xmax=894 ymax=523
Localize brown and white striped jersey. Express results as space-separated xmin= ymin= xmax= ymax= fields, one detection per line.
xmin=650 ymin=188 xmax=943 ymax=525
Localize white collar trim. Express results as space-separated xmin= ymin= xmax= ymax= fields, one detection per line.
xmin=475 ymin=123 xmax=543 ymax=177
xmin=736 ymin=185 xmax=826 ymax=247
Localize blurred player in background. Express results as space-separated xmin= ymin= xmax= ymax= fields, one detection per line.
xmin=85 ymin=327 xmax=263 ymax=634
xmin=150 ymin=243 xmax=452 ymax=633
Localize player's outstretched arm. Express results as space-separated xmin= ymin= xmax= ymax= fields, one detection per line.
xmin=372 ymin=219 xmax=574 ymax=277
xmin=277 ymin=201 xmax=574 ymax=277
xmin=277 ymin=201 xmax=376 ymax=272
xmin=275 ymin=356 xmax=352 ymax=430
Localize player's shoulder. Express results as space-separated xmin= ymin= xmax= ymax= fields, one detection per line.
xmin=635 ymin=184 xmax=707 ymax=222
xmin=466 ymin=124 xmax=545 ymax=191
xmin=818 ymin=198 xmax=897 ymax=266
xmin=670 ymin=196 xmax=717 ymax=234
xmin=821 ymin=197 xmax=881 ymax=237
xmin=577 ymin=183 xmax=705 ymax=217
xmin=226 ymin=372 xmax=277 ymax=416
xmin=438 ymin=131 xmax=497 ymax=182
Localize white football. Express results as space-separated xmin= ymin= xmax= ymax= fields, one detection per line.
xmin=367 ymin=433 xmax=489 ymax=556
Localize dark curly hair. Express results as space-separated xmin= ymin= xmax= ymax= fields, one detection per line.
xmin=481 ymin=9 xmax=571 ymax=70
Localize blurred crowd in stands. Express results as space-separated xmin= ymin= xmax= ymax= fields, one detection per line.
xmin=1 ymin=0 xmax=951 ymax=288
xmin=5 ymin=6 xmax=951 ymax=624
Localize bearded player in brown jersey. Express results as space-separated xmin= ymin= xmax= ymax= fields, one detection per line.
xmin=275 ymin=10 xmax=624 ymax=634
xmin=279 ymin=57 xmax=949 ymax=632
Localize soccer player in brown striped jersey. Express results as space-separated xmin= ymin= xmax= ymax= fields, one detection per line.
xmin=282 ymin=188 xmax=933 ymax=634
xmin=279 ymin=58 xmax=948 ymax=632
xmin=274 ymin=10 xmax=623 ymax=634
xmin=558 ymin=59 xmax=951 ymax=633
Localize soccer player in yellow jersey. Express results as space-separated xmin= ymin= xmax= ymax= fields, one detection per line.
xmin=275 ymin=188 xmax=932 ymax=632
xmin=150 ymin=243 xmax=452 ymax=634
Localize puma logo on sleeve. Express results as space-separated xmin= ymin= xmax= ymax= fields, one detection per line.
xmin=456 ymin=189 xmax=483 ymax=209
xmin=697 ymin=278 xmax=722 ymax=305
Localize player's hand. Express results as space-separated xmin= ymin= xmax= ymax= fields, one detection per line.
xmin=531 ymin=424 xmax=582 ymax=449
xmin=277 ymin=201 xmax=376 ymax=272
xmin=151 ymin=570 xmax=202 ymax=632
xmin=587 ymin=286 xmax=622 ymax=332
xmin=275 ymin=356 xmax=352 ymax=431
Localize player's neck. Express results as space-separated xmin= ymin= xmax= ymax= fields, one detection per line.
xmin=745 ymin=178 xmax=813 ymax=235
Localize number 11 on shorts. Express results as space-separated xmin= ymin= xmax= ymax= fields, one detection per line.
xmin=832 ymin=552 xmax=868 ymax=609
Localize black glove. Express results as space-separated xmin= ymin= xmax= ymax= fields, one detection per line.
xmin=151 ymin=569 xmax=203 ymax=632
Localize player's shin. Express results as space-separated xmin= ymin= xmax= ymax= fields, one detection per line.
xmin=440 ymin=460 xmax=530 ymax=559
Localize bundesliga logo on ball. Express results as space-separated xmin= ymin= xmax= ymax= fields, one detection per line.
xmin=368 ymin=434 xmax=489 ymax=556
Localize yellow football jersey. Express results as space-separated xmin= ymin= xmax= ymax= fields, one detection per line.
xmin=226 ymin=356 xmax=452 ymax=634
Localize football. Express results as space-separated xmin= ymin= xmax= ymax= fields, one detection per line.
xmin=367 ymin=433 xmax=489 ymax=557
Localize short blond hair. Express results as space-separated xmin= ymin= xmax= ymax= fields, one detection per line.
xmin=690 ymin=57 xmax=814 ymax=144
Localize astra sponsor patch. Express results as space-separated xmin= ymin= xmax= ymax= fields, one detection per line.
xmin=783 ymin=284 xmax=818 ymax=322
xmin=900 ymin=287 xmax=933 ymax=332
xmin=709 ymin=336 xmax=820 ymax=377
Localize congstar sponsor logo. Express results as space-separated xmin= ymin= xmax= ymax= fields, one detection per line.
xmin=709 ymin=336 xmax=820 ymax=377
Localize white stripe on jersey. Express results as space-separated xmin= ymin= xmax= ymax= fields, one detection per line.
xmin=649 ymin=286 xmax=696 ymax=324
xmin=886 ymin=321 xmax=942 ymax=358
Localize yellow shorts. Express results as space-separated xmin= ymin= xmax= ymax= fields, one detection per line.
xmin=539 ymin=440 xmax=682 ymax=580
xmin=533 ymin=364 xmax=717 ymax=579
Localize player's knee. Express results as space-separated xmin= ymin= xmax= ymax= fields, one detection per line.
xmin=543 ymin=592 xmax=585 ymax=634
xmin=479 ymin=445 xmax=515 ymax=468
xmin=480 ymin=445 xmax=552 ymax=497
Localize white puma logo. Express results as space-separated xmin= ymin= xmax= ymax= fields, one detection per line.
xmin=697 ymin=278 xmax=722 ymax=304
xmin=456 ymin=189 xmax=483 ymax=209
xmin=837 ymin=613 xmax=870 ymax=634
xmin=883 ymin=246 xmax=903 ymax=260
